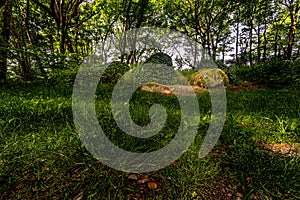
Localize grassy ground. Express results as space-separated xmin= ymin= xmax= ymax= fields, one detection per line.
xmin=0 ymin=78 xmax=299 ymax=199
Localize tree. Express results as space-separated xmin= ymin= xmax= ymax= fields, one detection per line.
xmin=278 ymin=0 xmax=300 ymax=60
xmin=165 ymin=0 xmax=233 ymax=61
xmin=0 ymin=0 xmax=13 ymax=81
xmin=32 ymin=0 xmax=85 ymax=54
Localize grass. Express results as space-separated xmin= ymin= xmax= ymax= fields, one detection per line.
xmin=0 ymin=77 xmax=299 ymax=199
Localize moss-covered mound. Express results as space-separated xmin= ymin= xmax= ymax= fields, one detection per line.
xmin=189 ymin=68 xmax=229 ymax=88
xmin=100 ymin=61 xmax=130 ymax=85
xmin=144 ymin=52 xmax=173 ymax=67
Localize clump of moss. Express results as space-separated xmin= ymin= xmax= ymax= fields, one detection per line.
xmin=189 ymin=68 xmax=229 ymax=88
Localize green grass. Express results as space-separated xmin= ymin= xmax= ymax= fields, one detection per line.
xmin=0 ymin=79 xmax=299 ymax=199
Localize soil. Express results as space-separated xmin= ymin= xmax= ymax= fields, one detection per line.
xmin=257 ymin=141 xmax=300 ymax=157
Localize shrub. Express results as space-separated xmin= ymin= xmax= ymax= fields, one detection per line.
xmin=179 ymin=69 xmax=197 ymax=80
xmin=46 ymin=66 xmax=79 ymax=87
xmin=189 ymin=68 xmax=229 ymax=88
xmin=100 ymin=61 xmax=130 ymax=86
xmin=231 ymin=59 xmax=300 ymax=87
xmin=129 ymin=52 xmax=186 ymax=85
xmin=215 ymin=61 xmax=239 ymax=85
xmin=144 ymin=52 xmax=174 ymax=84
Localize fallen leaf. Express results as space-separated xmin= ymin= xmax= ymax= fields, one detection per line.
xmin=147 ymin=182 xmax=158 ymax=189
xmin=236 ymin=192 xmax=243 ymax=198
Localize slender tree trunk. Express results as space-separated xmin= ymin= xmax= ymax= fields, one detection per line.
xmin=262 ymin=0 xmax=268 ymax=61
xmin=278 ymin=36 xmax=283 ymax=58
xmin=257 ymin=20 xmax=261 ymax=63
xmin=25 ymin=0 xmax=32 ymax=45
xmin=263 ymin=20 xmax=267 ymax=60
xmin=274 ymin=29 xmax=278 ymax=57
xmin=249 ymin=15 xmax=253 ymax=66
xmin=211 ymin=36 xmax=217 ymax=61
xmin=60 ymin=29 xmax=66 ymax=54
xmin=222 ymin=42 xmax=225 ymax=63
xmin=207 ymin=32 xmax=211 ymax=57
xmin=75 ymin=13 xmax=80 ymax=54
xmin=0 ymin=0 xmax=13 ymax=81
xmin=235 ymin=22 xmax=239 ymax=63
xmin=66 ymin=35 xmax=74 ymax=53
xmin=286 ymin=5 xmax=299 ymax=60
xmin=235 ymin=5 xmax=240 ymax=63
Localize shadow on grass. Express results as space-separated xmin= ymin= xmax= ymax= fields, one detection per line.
xmin=218 ymin=138 xmax=300 ymax=199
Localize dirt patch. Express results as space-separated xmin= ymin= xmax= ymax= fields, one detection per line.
xmin=140 ymin=82 xmax=209 ymax=96
xmin=140 ymin=82 xmax=266 ymax=96
xmin=227 ymin=82 xmax=265 ymax=92
xmin=257 ymin=141 xmax=300 ymax=157
xmin=125 ymin=173 xmax=165 ymax=200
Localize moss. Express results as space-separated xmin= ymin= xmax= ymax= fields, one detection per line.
xmin=189 ymin=68 xmax=229 ymax=88
xmin=189 ymin=72 xmax=206 ymax=88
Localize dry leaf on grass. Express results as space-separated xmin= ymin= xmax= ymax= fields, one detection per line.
xmin=147 ymin=182 xmax=158 ymax=189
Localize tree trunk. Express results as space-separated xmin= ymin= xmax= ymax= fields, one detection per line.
xmin=262 ymin=0 xmax=269 ymax=61
xmin=235 ymin=4 xmax=240 ymax=63
xmin=0 ymin=0 xmax=13 ymax=81
xmin=222 ymin=42 xmax=225 ymax=63
xmin=235 ymin=22 xmax=239 ymax=63
xmin=25 ymin=0 xmax=32 ymax=45
xmin=286 ymin=5 xmax=299 ymax=60
xmin=262 ymin=17 xmax=267 ymax=61
xmin=274 ymin=29 xmax=278 ymax=57
xmin=257 ymin=20 xmax=261 ymax=63
xmin=249 ymin=15 xmax=253 ymax=66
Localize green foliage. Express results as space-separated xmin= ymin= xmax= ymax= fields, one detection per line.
xmin=231 ymin=59 xmax=300 ymax=87
xmin=189 ymin=68 xmax=230 ymax=88
xmin=215 ymin=61 xmax=239 ymax=85
xmin=129 ymin=52 xmax=186 ymax=85
xmin=46 ymin=66 xmax=79 ymax=87
xmin=2 ymin=0 xmax=300 ymax=82
xmin=99 ymin=61 xmax=130 ymax=86
xmin=178 ymin=69 xmax=197 ymax=80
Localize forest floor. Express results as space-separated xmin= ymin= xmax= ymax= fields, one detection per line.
xmin=0 ymin=80 xmax=299 ymax=199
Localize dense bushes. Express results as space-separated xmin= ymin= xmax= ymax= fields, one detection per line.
xmin=231 ymin=59 xmax=300 ymax=87
xmin=89 ymin=55 xmax=300 ymax=89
